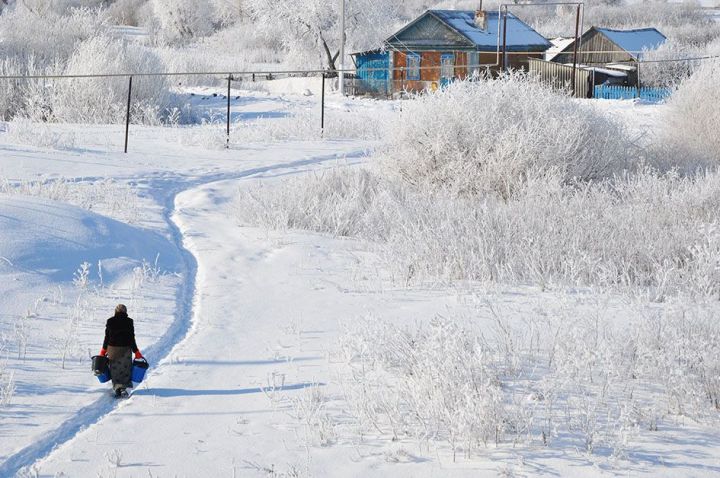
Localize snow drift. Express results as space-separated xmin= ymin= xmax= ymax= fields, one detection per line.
xmin=0 ymin=194 xmax=180 ymax=282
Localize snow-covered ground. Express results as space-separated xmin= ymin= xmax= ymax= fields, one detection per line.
xmin=1 ymin=89 xmax=719 ymax=477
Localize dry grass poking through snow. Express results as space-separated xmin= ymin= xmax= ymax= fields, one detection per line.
xmin=336 ymin=302 xmax=720 ymax=460
xmin=0 ymin=177 xmax=141 ymax=225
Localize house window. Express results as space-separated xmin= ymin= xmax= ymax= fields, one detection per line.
xmin=440 ymin=53 xmax=455 ymax=80
xmin=467 ymin=52 xmax=480 ymax=76
xmin=406 ymin=53 xmax=421 ymax=80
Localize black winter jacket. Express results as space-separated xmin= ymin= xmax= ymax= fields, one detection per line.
xmin=102 ymin=313 xmax=139 ymax=352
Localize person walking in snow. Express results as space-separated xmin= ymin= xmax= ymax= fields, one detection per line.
xmin=98 ymin=304 xmax=144 ymax=398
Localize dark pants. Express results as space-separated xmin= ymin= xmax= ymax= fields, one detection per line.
xmin=107 ymin=346 xmax=133 ymax=390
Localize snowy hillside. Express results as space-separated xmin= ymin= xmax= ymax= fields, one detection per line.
xmin=1 ymin=1 xmax=720 ymax=477
xmin=0 ymin=83 xmax=716 ymax=477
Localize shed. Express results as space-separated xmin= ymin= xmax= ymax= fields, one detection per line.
xmin=353 ymin=9 xmax=550 ymax=95
xmin=552 ymin=27 xmax=666 ymax=65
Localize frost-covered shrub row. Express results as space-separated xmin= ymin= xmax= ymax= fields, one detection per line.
xmin=0 ymin=37 xmax=170 ymax=123
xmin=239 ymin=167 xmax=720 ymax=298
xmin=660 ymin=60 xmax=720 ymax=166
xmin=337 ymin=305 xmax=720 ymax=458
xmin=0 ymin=4 xmax=107 ymax=120
xmin=239 ymin=169 xmax=392 ymax=236
xmin=0 ymin=57 xmax=62 ymax=121
xmin=381 ymin=76 xmax=633 ymax=197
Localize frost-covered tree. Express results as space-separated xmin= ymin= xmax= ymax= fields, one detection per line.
xmin=248 ymin=0 xmax=402 ymax=72
xmin=0 ymin=2 xmax=107 ymax=63
xmin=52 ymin=36 xmax=169 ymax=123
xmin=150 ymin=0 xmax=215 ymax=44
xmin=105 ymin=0 xmax=150 ymax=26
xmin=640 ymin=40 xmax=704 ymax=88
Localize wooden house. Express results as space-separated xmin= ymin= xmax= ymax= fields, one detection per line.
xmin=352 ymin=10 xmax=550 ymax=95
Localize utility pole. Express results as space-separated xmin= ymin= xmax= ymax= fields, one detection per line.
xmin=339 ymin=0 xmax=346 ymax=95
xmin=570 ymin=3 xmax=581 ymax=96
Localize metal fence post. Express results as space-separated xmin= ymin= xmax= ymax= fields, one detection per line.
xmin=124 ymin=75 xmax=132 ymax=154
xmin=320 ymin=73 xmax=325 ymax=135
xmin=226 ymin=74 xmax=232 ymax=149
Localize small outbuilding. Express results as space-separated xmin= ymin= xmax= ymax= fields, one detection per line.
xmin=352 ymin=9 xmax=550 ymax=95
xmin=551 ymin=27 xmax=666 ymax=65
xmin=531 ymin=26 xmax=667 ymax=98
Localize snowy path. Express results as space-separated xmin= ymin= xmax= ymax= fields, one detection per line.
xmin=28 ymin=166 xmax=720 ymax=477
xmin=0 ymin=87 xmax=389 ymax=475
xmin=25 ymin=160 xmax=470 ymax=477
xmin=0 ymin=148 xmax=368 ymax=476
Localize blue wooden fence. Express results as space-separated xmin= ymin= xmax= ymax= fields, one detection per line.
xmin=356 ymin=52 xmax=390 ymax=94
xmin=594 ymin=85 xmax=672 ymax=102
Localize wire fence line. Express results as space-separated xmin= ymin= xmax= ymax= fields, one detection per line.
xmin=0 ymin=51 xmax=716 ymax=80
xmin=0 ymin=52 xmax=716 ymax=154
xmin=0 ymin=51 xmax=715 ymax=81
xmin=0 ymin=69 xmax=337 ymax=153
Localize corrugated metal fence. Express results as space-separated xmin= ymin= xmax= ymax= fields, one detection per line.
xmin=528 ymin=58 xmax=592 ymax=98
xmin=593 ymin=85 xmax=672 ymax=102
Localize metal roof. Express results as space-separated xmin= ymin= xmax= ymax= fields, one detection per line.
xmin=386 ymin=10 xmax=550 ymax=52
xmin=431 ymin=10 xmax=549 ymax=50
xmin=595 ymin=28 xmax=666 ymax=58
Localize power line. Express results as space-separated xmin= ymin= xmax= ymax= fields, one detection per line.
xmin=0 ymin=51 xmax=716 ymax=81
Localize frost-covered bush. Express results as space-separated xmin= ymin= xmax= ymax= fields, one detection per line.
xmin=661 ymin=60 xmax=720 ymax=165
xmin=339 ymin=318 xmax=506 ymax=457
xmin=0 ymin=56 xmax=61 ymax=120
xmin=239 ymin=169 xmax=393 ymax=236
xmin=0 ymin=4 xmax=107 ymax=64
xmin=235 ymin=74 xmax=720 ymax=296
xmin=0 ymin=5 xmax=105 ymax=119
xmin=382 ymin=76 xmax=633 ymax=198
xmin=52 ymin=36 xmax=170 ymax=123
xmin=640 ymin=41 xmax=705 ymax=88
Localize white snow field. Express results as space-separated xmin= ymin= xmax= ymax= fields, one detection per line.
xmin=1 ymin=90 xmax=719 ymax=477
